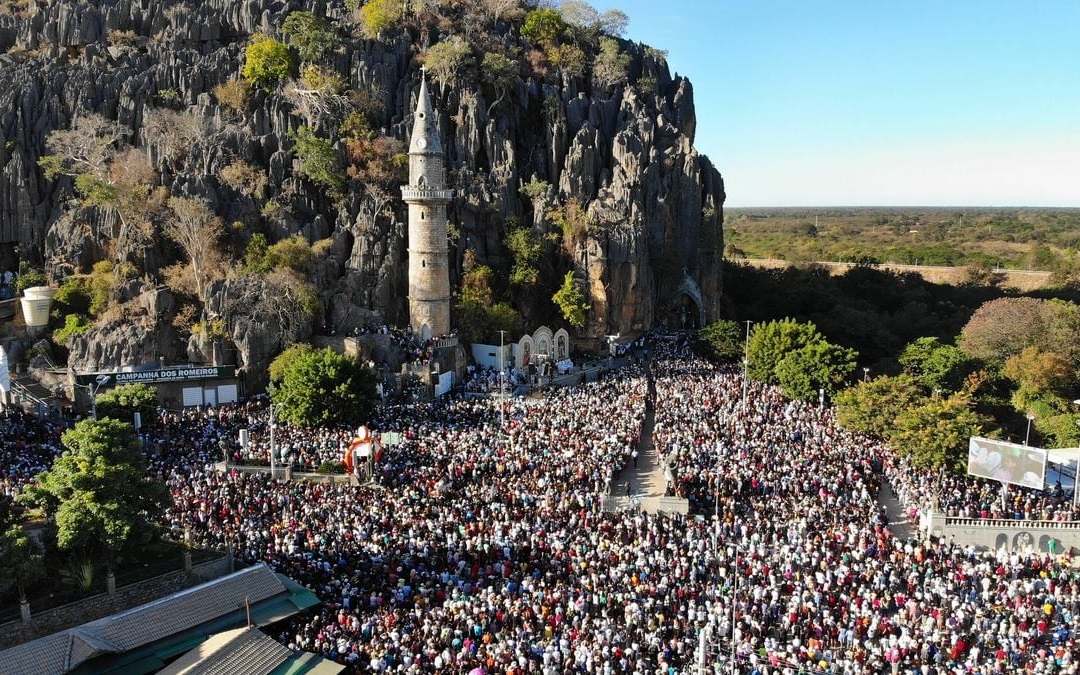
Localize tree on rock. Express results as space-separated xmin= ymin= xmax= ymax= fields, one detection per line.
xmin=281 ymin=11 xmax=339 ymax=64
xmin=552 ymin=271 xmax=590 ymax=329
xmin=22 ymin=418 xmax=170 ymax=571
xmin=243 ymin=33 xmax=293 ymax=91
xmin=269 ymin=347 xmax=377 ymax=428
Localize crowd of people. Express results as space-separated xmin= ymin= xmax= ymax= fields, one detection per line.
xmin=0 ymin=408 xmax=63 ymax=498
xmin=4 ymin=330 xmax=1080 ymax=673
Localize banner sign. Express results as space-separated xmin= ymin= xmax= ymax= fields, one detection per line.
xmin=967 ymin=436 xmax=1047 ymax=490
xmin=76 ymin=365 xmax=235 ymax=387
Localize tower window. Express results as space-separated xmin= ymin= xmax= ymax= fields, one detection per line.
xmin=422 ymin=259 xmax=426 ymax=268
xmin=421 ymin=211 xmax=426 ymax=220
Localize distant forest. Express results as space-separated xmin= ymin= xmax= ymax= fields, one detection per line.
xmin=724 ymin=207 xmax=1080 ymax=281
xmin=720 ymin=259 xmax=1080 ymax=374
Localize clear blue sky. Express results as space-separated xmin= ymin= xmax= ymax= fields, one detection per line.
xmin=606 ymin=1 xmax=1080 ymax=207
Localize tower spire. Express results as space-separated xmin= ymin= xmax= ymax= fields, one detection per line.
xmin=409 ymin=70 xmax=443 ymax=156
xmin=402 ymin=70 xmax=453 ymax=340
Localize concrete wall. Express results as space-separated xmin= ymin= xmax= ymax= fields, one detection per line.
xmin=0 ymin=556 xmax=232 ymax=649
xmin=925 ymin=512 xmax=1080 ymax=555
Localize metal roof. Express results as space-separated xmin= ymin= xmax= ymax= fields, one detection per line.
xmin=0 ymin=564 xmax=288 ymax=675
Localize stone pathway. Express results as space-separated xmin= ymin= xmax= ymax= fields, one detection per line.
xmin=877 ymin=478 xmax=915 ymax=541
xmin=608 ymin=362 xmax=686 ymax=514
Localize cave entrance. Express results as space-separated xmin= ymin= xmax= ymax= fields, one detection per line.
xmin=660 ymin=275 xmax=706 ymax=330
xmin=669 ymin=292 xmax=703 ymax=330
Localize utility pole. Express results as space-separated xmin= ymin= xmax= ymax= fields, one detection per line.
xmin=742 ymin=321 xmax=752 ymax=410
xmin=269 ymin=404 xmax=276 ymax=479
xmin=498 ymin=330 xmax=507 ymax=428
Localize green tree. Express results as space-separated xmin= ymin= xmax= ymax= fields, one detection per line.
xmin=549 ymin=199 xmax=590 ymax=256
xmin=94 ymin=383 xmax=159 ymax=424
xmin=454 ymin=299 xmax=521 ymax=344
xmin=424 ymin=36 xmax=473 ymax=90
xmin=775 ymin=340 xmax=858 ymax=402
xmin=0 ymin=526 xmax=45 ymax=602
xmin=356 ymin=0 xmax=402 ymax=39
xmin=458 ymin=260 xmax=496 ymax=306
xmin=1002 ymin=346 xmax=1074 ymax=414
xmin=505 ymin=226 xmax=542 ymax=287
xmin=552 ymin=271 xmax=590 ymax=329
xmin=891 ymin=393 xmax=987 ymax=472
xmin=23 ymin=418 xmax=170 ymax=570
xmin=697 ymin=320 xmax=743 ymax=362
xmin=834 ymin=374 xmax=924 ymax=439
xmin=243 ymin=33 xmax=293 ymax=91
xmin=269 ymin=347 xmax=377 ymax=428
xmin=281 ymin=11 xmax=339 ymax=63
xmin=290 ymin=125 xmax=345 ymax=200
xmin=898 ymin=337 xmax=977 ymax=394
xmin=593 ymin=36 xmax=630 ymax=87
xmin=521 ymin=7 xmax=566 ymax=44
xmin=746 ymin=318 xmax=823 ymax=384
xmin=243 ymin=233 xmax=274 ymax=274
xmin=53 ymin=275 xmax=92 ymax=315
xmin=481 ymin=51 xmax=520 ymax=113
xmin=54 ymin=313 xmax=93 ymax=345
xmin=15 ymin=264 xmax=47 ymax=293
xmin=268 ymin=342 xmax=315 ymax=384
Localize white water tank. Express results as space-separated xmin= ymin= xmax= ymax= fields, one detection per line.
xmin=20 ymin=286 xmax=56 ymax=332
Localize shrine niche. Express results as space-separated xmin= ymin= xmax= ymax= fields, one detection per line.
xmin=554 ymin=328 xmax=569 ymax=361
xmin=515 ymin=334 xmax=534 ymax=369
xmin=512 ymin=326 xmax=569 ymax=369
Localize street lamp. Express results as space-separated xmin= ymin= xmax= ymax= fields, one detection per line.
xmin=1025 ymin=413 xmax=1035 ymax=446
xmin=498 ymin=330 xmax=507 ymax=428
xmin=73 ymin=378 xmax=105 ymax=420
xmin=268 ymin=404 xmax=277 ymax=478
xmin=741 ymin=321 xmax=752 ymax=411
xmin=863 ymin=367 xmax=870 ymax=382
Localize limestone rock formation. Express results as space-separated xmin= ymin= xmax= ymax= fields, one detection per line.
xmin=0 ymin=0 xmax=724 ymax=382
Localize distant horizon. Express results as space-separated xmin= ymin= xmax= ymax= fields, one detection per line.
xmin=608 ymin=1 xmax=1080 ymax=209
xmin=724 ymin=204 xmax=1080 ymax=211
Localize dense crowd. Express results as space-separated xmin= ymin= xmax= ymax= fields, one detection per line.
xmin=4 ymin=331 xmax=1080 ymax=673
xmin=0 ymin=408 xmax=63 ymax=497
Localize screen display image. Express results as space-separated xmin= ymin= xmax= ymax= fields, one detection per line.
xmin=967 ymin=437 xmax=1047 ymax=490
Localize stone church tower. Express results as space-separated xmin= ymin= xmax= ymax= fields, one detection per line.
xmin=401 ymin=72 xmax=452 ymax=341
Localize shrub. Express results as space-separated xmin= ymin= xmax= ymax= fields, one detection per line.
xmin=213 ymin=78 xmax=251 ymax=114
xmin=316 ymin=461 xmax=345 ymax=475
xmin=242 ymin=34 xmax=293 ymax=91
xmin=53 ymin=313 xmax=93 ymax=345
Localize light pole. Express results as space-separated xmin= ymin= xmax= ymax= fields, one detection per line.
xmin=498 ymin=330 xmax=507 ymax=428
xmin=1073 ymin=400 xmax=1080 ymax=510
xmin=730 ymin=546 xmax=739 ymax=672
xmin=863 ymin=367 xmax=870 ymax=382
xmin=74 ymin=379 xmax=104 ymax=420
xmin=268 ymin=404 xmax=277 ymax=479
xmin=1025 ymin=413 xmax=1035 ymax=446
xmin=742 ymin=321 xmax=752 ymax=411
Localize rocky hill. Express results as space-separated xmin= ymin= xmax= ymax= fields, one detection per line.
xmin=0 ymin=0 xmax=724 ymax=388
